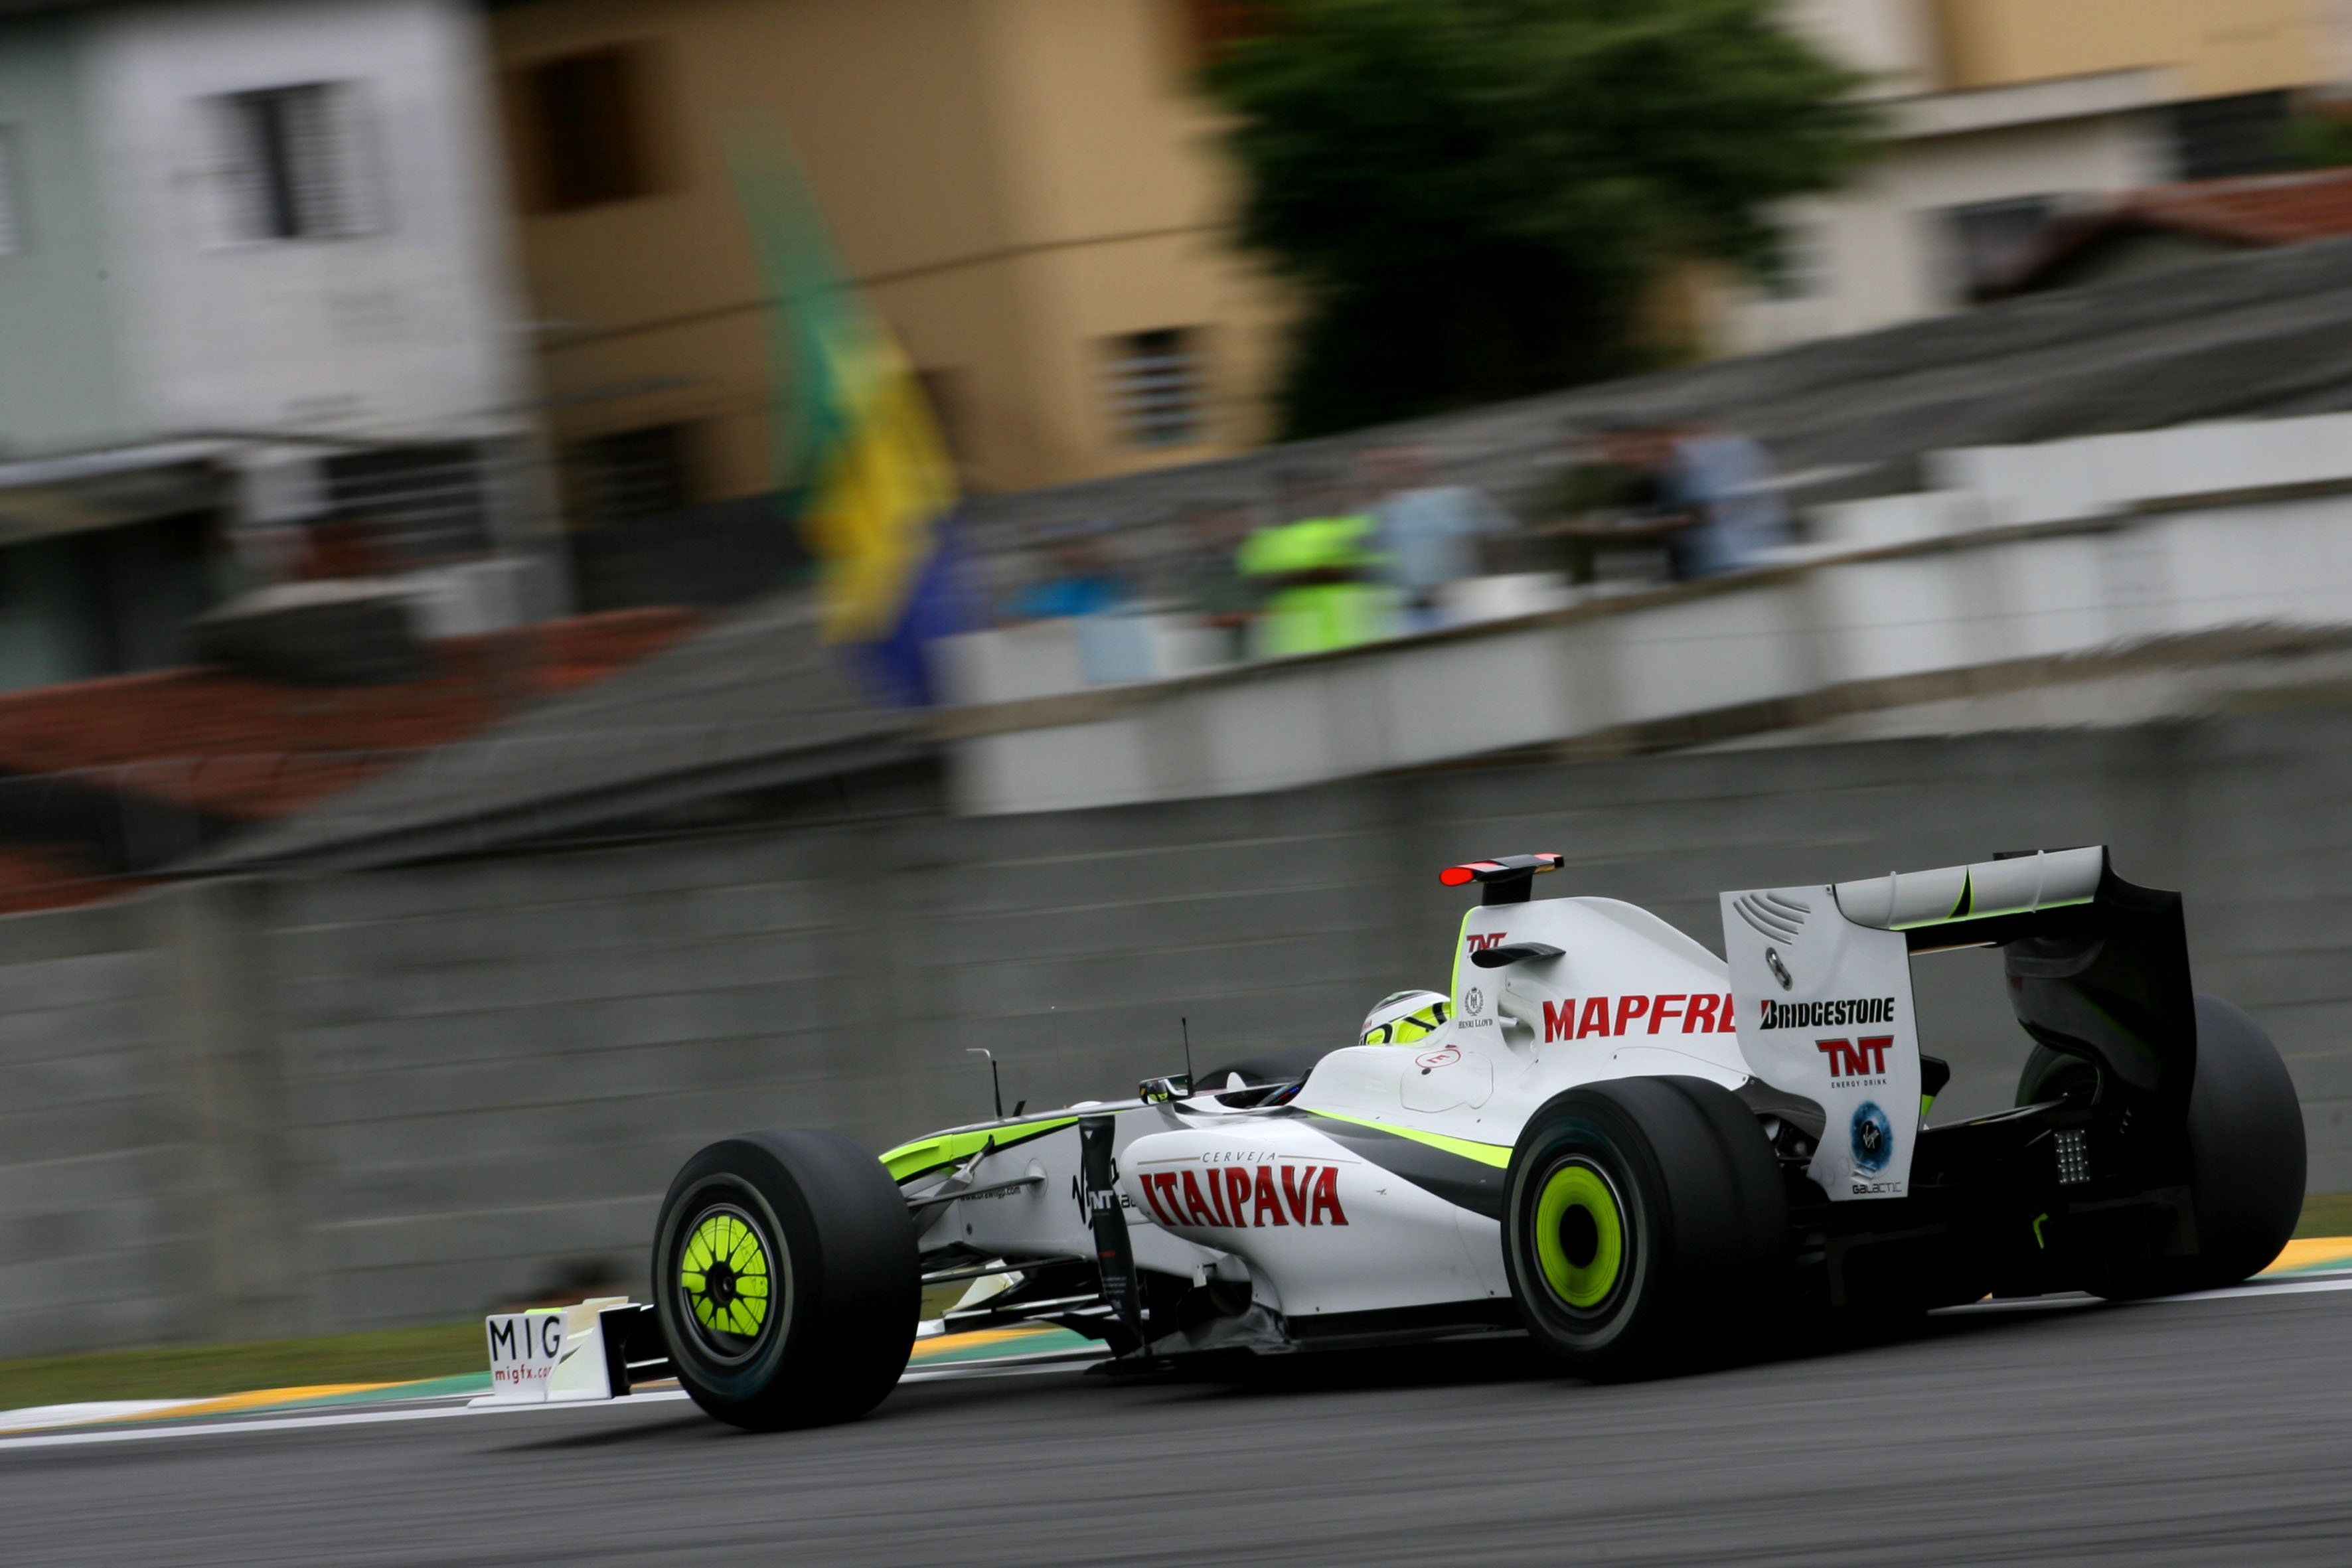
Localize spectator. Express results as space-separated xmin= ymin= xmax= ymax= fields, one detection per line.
xmin=1362 ymin=447 xmax=1516 ymax=629
xmin=1238 ymin=473 xmax=1393 ymax=655
xmin=1004 ymin=520 xmax=1130 ymax=620
xmin=1658 ymin=425 xmax=1793 ymax=580
xmin=1168 ymin=502 xmax=1258 ymax=661
xmin=1551 ymin=425 xmax=1672 ymax=517
xmin=1539 ymin=423 xmax=1683 ymax=586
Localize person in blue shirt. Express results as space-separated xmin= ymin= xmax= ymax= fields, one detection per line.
xmin=1005 ymin=521 xmax=1131 ymax=619
xmin=1363 ymin=446 xmax=1515 ymax=629
xmin=1658 ymin=425 xmax=1793 ymax=580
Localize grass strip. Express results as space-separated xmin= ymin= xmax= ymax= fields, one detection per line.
xmin=2296 ymin=1192 xmax=2352 ymax=1240
xmin=0 ymin=1322 xmax=485 ymax=1413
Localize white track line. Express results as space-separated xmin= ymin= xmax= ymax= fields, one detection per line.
xmin=0 ymin=1389 xmax=694 ymax=1452
xmin=2154 ymin=1273 xmax=2352 ymax=1303
xmin=1938 ymin=1270 xmax=2352 ymax=1315
xmin=0 ymin=1350 xmax=1107 ymax=1452
xmin=900 ymin=1349 xmax=1108 ymax=1382
xmin=0 ymin=1399 xmax=208 ymax=1432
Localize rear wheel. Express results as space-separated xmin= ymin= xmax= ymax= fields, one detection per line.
xmin=1504 ymin=1076 xmax=1788 ymax=1378
xmin=653 ymin=1129 xmax=919 ymax=1430
xmin=2091 ymin=995 xmax=2304 ymax=1297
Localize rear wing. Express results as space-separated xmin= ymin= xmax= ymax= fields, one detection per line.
xmin=1722 ymin=846 xmax=2191 ymax=1202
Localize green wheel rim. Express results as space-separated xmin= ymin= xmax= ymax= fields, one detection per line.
xmin=678 ymin=1206 xmax=773 ymax=1347
xmin=1533 ymin=1159 xmax=1625 ymax=1310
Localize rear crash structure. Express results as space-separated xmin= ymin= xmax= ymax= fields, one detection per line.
xmin=647 ymin=846 xmax=2306 ymax=1429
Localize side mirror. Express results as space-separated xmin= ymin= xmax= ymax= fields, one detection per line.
xmin=1470 ymin=942 xmax=1565 ymax=969
xmin=1138 ymin=1073 xmax=1192 ymax=1103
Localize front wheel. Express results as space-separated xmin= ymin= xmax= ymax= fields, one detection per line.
xmin=1503 ymin=1076 xmax=1788 ymax=1379
xmin=653 ymin=1129 xmax=919 ymax=1430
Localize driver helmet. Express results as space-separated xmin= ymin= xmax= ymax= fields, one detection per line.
xmin=1362 ymin=990 xmax=1450 ymax=1046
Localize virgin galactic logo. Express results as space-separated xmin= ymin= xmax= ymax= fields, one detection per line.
xmin=1850 ymin=1101 xmax=1894 ymax=1174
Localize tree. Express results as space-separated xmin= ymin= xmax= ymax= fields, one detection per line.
xmin=1206 ymin=0 xmax=1877 ymax=437
xmin=2284 ymin=110 xmax=2352 ymax=169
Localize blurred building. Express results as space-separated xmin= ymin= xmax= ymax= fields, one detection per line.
xmin=1988 ymin=165 xmax=2352 ymax=293
xmin=0 ymin=0 xmax=558 ymax=692
xmin=1723 ymin=0 xmax=2341 ymax=349
xmin=486 ymin=0 xmax=1290 ymax=589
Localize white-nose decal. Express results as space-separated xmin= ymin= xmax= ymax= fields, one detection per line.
xmin=1135 ymin=1162 xmax=1350 ymax=1229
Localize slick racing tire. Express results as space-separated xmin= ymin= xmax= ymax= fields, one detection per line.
xmin=653 ymin=1129 xmax=919 ymax=1431
xmin=2091 ymin=994 xmax=2305 ymax=1298
xmin=1504 ymin=1076 xmax=1788 ymax=1379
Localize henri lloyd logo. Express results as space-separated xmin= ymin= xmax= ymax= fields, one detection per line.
xmin=1758 ymin=996 xmax=1897 ymax=1031
xmin=1138 ymin=1163 xmax=1349 ymax=1229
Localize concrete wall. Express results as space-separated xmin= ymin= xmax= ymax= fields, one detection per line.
xmin=12 ymin=707 xmax=2352 ymax=1354
xmin=0 ymin=888 xmax=297 ymax=1357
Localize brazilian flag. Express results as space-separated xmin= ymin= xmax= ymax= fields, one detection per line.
xmin=731 ymin=136 xmax=971 ymax=704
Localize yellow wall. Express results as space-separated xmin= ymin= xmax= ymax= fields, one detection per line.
xmin=491 ymin=0 xmax=1287 ymax=505
xmin=1934 ymin=0 xmax=2327 ymax=98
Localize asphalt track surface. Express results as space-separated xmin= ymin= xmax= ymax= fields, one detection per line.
xmin=8 ymin=1283 xmax=2352 ymax=1567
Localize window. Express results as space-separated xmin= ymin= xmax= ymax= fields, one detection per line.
xmin=323 ymin=444 xmax=493 ymax=565
xmin=1940 ymin=196 xmax=2055 ymax=302
xmin=0 ymin=128 xmax=21 ymax=256
xmin=574 ymin=424 xmax=692 ymax=525
xmin=1763 ymin=218 xmax=1828 ymax=300
xmin=2170 ymin=91 xmax=2295 ymax=182
xmin=528 ymin=48 xmax=653 ymax=210
xmin=215 ymin=83 xmax=377 ymax=241
xmin=1103 ymin=328 xmax=1205 ymax=449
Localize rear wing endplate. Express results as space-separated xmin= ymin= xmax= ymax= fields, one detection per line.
xmin=1722 ymin=846 xmax=2191 ymax=1202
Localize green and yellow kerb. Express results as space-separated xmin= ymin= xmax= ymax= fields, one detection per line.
xmin=679 ymin=1208 xmax=772 ymax=1345
xmin=1534 ymin=1160 xmax=1625 ymax=1310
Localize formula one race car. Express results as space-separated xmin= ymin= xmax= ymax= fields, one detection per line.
xmin=649 ymin=846 xmax=2306 ymax=1429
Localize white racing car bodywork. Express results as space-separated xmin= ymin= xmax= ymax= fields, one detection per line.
xmin=891 ymin=849 xmax=2110 ymax=1344
xmin=1107 ymin=894 xmax=1742 ymax=1324
xmin=649 ymin=844 xmax=2306 ymax=1427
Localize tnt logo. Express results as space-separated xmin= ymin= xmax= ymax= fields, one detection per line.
xmin=1464 ymin=933 xmax=1507 ymax=955
xmin=1138 ymin=1163 xmax=1348 ymax=1229
xmin=1817 ymin=1036 xmax=1893 ymax=1079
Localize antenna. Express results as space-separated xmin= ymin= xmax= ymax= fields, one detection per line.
xmin=1180 ymin=1017 xmax=1194 ymax=1083
xmin=965 ymin=1048 xmax=1003 ymax=1120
